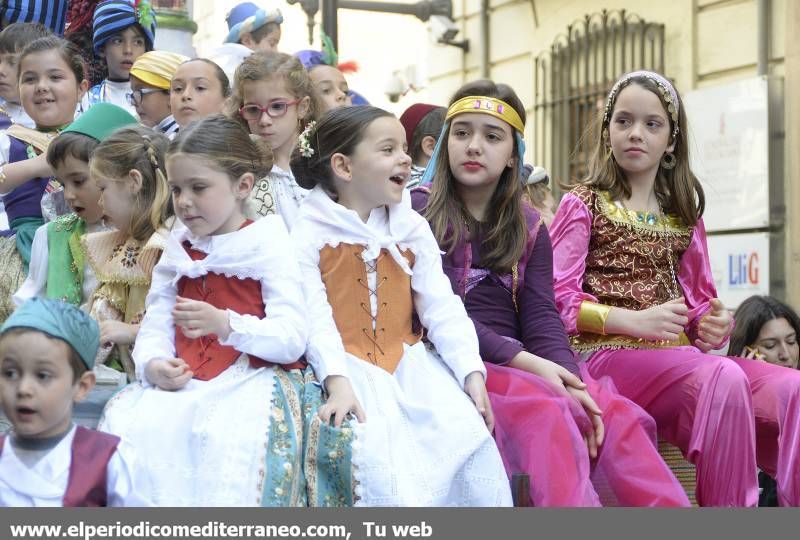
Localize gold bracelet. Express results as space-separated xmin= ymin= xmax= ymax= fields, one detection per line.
xmin=577 ymin=301 xmax=612 ymax=335
xmin=0 ymin=165 xmax=6 ymax=184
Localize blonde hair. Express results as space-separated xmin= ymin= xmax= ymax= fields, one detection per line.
xmin=228 ymin=51 xmax=316 ymax=130
xmin=90 ymin=126 xmax=172 ymax=242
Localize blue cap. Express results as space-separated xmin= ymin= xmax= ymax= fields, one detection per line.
xmin=2 ymin=298 xmax=100 ymax=370
xmin=224 ymin=3 xmax=283 ymax=44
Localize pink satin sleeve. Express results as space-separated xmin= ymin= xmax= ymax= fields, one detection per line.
xmin=677 ymin=218 xmax=723 ymax=342
xmin=548 ymin=192 xmax=598 ymax=335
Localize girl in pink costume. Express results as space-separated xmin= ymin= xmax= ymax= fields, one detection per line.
xmin=550 ymin=70 xmax=800 ymax=506
xmin=413 ymin=79 xmax=689 ymax=507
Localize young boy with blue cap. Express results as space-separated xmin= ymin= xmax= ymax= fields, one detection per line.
xmin=225 ymin=2 xmax=283 ymax=53
xmin=0 ymin=298 xmax=147 ymax=506
xmin=84 ymin=0 xmax=157 ymax=115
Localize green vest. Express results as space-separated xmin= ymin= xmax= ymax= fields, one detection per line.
xmin=45 ymin=213 xmax=85 ymax=306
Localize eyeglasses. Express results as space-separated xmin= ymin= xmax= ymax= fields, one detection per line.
xmin=238 ymin=99 xmax=301 ymax=121
xmin=126 ymin=88 xmax=167 ymax=105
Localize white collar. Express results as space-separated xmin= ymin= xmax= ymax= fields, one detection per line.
xmin=162 ymin=215 xmax=292 ymax=283
xmin=0 ymin=425 xmax=76 ymax=499
xmin=297 ymin=186 xmax=428 ymax=275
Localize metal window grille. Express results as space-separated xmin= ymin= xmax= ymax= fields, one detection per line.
xmin=532 ymin=9 xmax=665 ymax=192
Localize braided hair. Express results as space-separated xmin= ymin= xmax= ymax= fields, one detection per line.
xmin=90 ymin=125 xmax=172 ymax=241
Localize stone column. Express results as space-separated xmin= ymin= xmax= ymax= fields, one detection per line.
xmin=153 ymin=0 xmax=197 ymax=57
xmin=785 ymin=0 xmax=800 ymax=307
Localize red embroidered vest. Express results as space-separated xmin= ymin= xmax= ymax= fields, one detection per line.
xmin=175 ymin=233 xmax=305 ymax=380
xmin=0 ymin=426 xmax=120 ymax=507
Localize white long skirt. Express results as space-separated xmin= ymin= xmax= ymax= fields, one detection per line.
xmin=348 ymin=341 xmax=512 ymax=507
xmin=98 ymin=356 xmax=277 ymax=506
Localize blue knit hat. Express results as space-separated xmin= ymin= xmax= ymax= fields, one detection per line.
xmin=2 ymin=298 xmax=100 ymax=370
xmin=92 ymin=0 xmax=157 ymax=54
xmin=224 ymin=2 xmax=283 ymax=44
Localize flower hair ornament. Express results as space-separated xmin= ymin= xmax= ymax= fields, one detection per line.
xmin=602 ymin=70 xmax=680 ymax=141
xmin=298 ymin=121 xmax=317 ymax=158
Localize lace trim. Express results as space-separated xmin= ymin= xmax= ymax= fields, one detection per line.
xmin=83 ymin=229 xmax=168 ymax=286
xmin=309 ymin=237 xmax=420 ymax=261
xmin=351 ymin=421 xmax=365 ymax=506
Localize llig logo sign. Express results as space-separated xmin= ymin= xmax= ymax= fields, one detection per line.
xmin=728 ymin=252 xmax=760 ymax=287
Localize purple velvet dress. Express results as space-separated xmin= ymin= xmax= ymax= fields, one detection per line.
xmin=412 ymin=188 xmax=689 ymax=507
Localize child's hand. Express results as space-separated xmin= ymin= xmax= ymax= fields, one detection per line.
xmin=145 ymin=357 xmax=193 ymax=390
xmin=694 ymin=298 xmax=733 ymax=352
xmin=511 ymin=351 xmax=590 ymax=396
xmin=319 ymin=375 xmax=366 ymax=427
xmin=99 ymin=320 xmax=139 ymax=346
xmin=172 ymin=296 xmax=231 ymax=340
xmin=632 ymin=297 xmax=689 ymax=341
xmin=510 ymin=352 xmax=604 ymax=455
xmin=464 ymin=371 xmax=495 ymax=432
xmin=565 ymin=386 xmax=605 ymax=459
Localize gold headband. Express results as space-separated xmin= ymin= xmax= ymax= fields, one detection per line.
xmin=446 ymin=96 xmax=525 ymax=134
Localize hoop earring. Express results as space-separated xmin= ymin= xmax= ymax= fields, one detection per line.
xmin=661 ymin=152 xmax=677 ymax=170
xmin=604 ymin=145 xmax=613 ymax=162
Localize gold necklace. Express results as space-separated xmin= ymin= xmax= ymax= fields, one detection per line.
xmin=619 ymin=199 xmax=682 ymax=300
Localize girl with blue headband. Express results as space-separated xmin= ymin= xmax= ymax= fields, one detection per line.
xmin=413 ymin=79 xmax=690 ymax=506
xmin=551 ymin=70 xmax=800 ymax=506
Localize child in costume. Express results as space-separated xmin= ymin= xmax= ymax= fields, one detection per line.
xmin=398 ymin=103 xmax=445 ymax=190
xmin=84 ymin=0 xmax=156 ymax=115
xmin=83 ymin=125 xmax=173 ymax=381
xmin=129 ymin=51 xmax=188 ymax=137
xmin=550 ymin=70 xmax=800 ymax=506
xmin=290 ymin=106 xmax=512 ymax=506
xmin=295 ymin=35 xmax=357 ymax=116
xmin=412 ymin=80 xmax=689 ymax=507
xmin=231 ymin=52 xmax=313 ymax=229
xmin=99 ymin=115 xmax=310 ymax=506
xmin=0 ymin=298 xmax=147 ymax=506
xmin=224 ymin=2 xmax=283 ymax=53
xmin=14 ymin=104 xmax=138 ymax=312
xmin=0 ymin=22 xmax=51 ymax=129
xmin=0 ymin=36 xmax=88 ymax=321
xmin=170 ymin=58 xmax=231 ymax=130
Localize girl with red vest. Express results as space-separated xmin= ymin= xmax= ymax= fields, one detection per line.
xmin=99 ymin=115 xmax=310 ymax=506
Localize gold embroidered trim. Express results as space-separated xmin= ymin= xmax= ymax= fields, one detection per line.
xmin=82 ymin=226 xmax=169 ymax=286
xmin=596 ymin=190 xmax=690 ymax=235
xmin=6 ymin=124 xmax=58 ymax=152
xmin=570 ymin=331 xmax=691 ymax=353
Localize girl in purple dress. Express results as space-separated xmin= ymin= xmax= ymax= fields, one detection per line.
xmin=412 ymin=79 xmax=689 ymax=507
xmin=0 ymin=36 xmax=88 ymax=320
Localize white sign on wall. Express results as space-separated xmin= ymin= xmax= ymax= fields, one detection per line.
xmin=706 ymin=232 xmax=770 ymax=309
xmin=683 ymin=77 xmax=770 ymax=232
